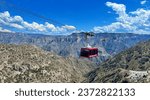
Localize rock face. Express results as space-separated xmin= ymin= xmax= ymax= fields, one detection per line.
xmin=0 ymin=32 xmax=150 ymax=63
xmin=0 ymin=44 xmax=95 ymax=83
xmin=86 ymin=40 xmax=150 ymax=83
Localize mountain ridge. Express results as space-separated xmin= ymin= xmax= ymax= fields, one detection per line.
xmin=1 ymin=32 xmax=150 ymax=64
xmin=86 ymin=40 xmax=150 ymax=83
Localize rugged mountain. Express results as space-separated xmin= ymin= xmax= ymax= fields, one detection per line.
xmin=0 ymin=32 xmax=150 ymax=63
xmin=86 ymin=40 xmax=150 ymax=83
xmin=0 ymin=44 xmax=95 ymax=83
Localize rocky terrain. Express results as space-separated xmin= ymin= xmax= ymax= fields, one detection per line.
xmin=86 ymin=40 xmax=150 ymax=83
xmin=0 ymin=32 xmax=150 ymax=83
xmin=0 ymin=32 xmax=150 ymax=63
xmin=0 ymin=44 xmax=95 ymax=83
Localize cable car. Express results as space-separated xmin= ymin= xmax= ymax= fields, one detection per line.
xmin=80 ymin=47 xmax=98 ymax=58
xmin=80 ymin=32 xmax=98 ymax=58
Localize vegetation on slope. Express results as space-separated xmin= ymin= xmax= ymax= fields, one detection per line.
xmin=0 ymin=44 xmax=95 ymax=83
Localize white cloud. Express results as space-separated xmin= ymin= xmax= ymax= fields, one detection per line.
xmin=23 ymin=21 xmax=46 ymax=32
xmin=45 ymin=22 xmax=76 ymax=32
xmin=0 ymin=27 xmax=12 ymax=33
xmin=10 ymin=23 xmax=24 ymax=29
xmin=106 ymin=2 xmax=127 ymax=17
xmin=94 ymin=22 xmax=136 ymax=33
xmin=0 ymin=11 xmax=76 ymax=35
xmin=45 ymin=22 xmax=57 ymax=31
xmin=141 ymin=0 xmax=147 ymax=5
xmin=0 ymin=11 xmax=24 ymax=29
xmin=13 ymin=16 xmax=24 ymax=22
xmin=93 ymin=2 xmax=150 ymax=34
xmin=62 ymin=25 xmax=76 ymax=30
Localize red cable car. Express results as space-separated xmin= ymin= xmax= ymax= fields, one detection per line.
xmin=80 ymin=47 xmax=98 ymax=58
xmin=80 ymin=32 xmax=98 ymax=58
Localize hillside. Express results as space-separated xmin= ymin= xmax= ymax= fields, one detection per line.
xmin=86 ymin=40 xmax=150 ymax=83
xmin=0 ymin=44 xmax=95 ymax=83
xmin=0 ymin=32 xmax=150 ymax=63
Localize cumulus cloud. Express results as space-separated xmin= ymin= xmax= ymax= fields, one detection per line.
xmin=45 ymin=22 xmax=57 ymax=31
xmin=23 ymin=21 xmax=46 ymax=32
xmin=93 ymin=2 xmax=150 ymax=34
xmin=141 ymin=0 xmax=147 ymax=5
xmin=0 ymin=27 xmax=12 ymax=32
xmin=106 ymin=2 xmax=127 ymax=17
xmin=0 ymin=11 xmax=76 ymax=35
xmin=62 ymin=25 xmax=76 ymax=30
xmin=10 ymin=23 xmax=24 ymax=29
xmin=45 ymin=22 xmax=76 ymax=32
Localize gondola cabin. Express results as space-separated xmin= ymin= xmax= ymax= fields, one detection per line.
xmin=80 ymin=48 xmax=98 ymax=58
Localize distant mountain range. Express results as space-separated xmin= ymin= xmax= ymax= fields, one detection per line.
xmin=86 ymin=40 xmax=150 ymax=83
xmin=0 ymin=32 xmax=150 ymax=63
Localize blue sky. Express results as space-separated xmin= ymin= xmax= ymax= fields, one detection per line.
xmin=0 ymin=0 xmax=150 ymax=35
